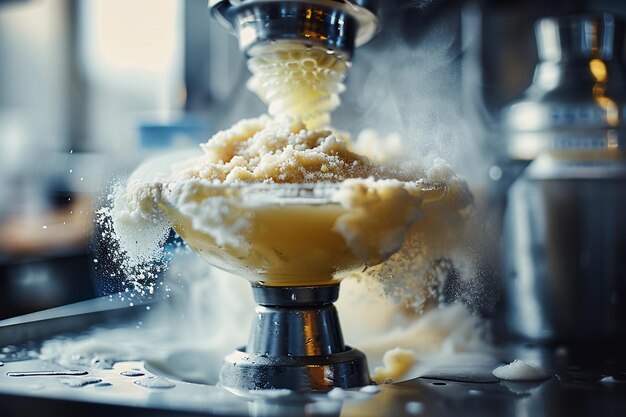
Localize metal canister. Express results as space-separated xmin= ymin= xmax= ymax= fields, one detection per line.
xmin=501 ymin=13 xmax=626 ymax=342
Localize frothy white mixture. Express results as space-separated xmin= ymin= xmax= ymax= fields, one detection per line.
xmin=246 ymin=42 xmax=349 ymax=129
xmin=166 ymin=180 xmax=251 ymax=249
xmin=332 ymin=178 xmax=424 ymax=266
xmin=106 ymin=181 xmax=169 ymax=264
xmin=358 ymin=158 xmax=475 ymax=310
xmin=41 ymin=253 xmax=491 ymax=385
xmin=92 ymin=39 xmax=490 ymax=389
xmin=103 ymin=115 xmax=475 ymax=303
xmin=492 ymin=360 xmax=549 ymax=381
xmin=91 ymin=121 xmax=486 ymax=384
xmin=337 ymin=277 xmax=492 ymax=383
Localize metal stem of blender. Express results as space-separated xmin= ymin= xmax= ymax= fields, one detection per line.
xmin=248 ymin=285 xmax=345 ymax=356
xmin=220 ymin=284 xmax=371 ymax=391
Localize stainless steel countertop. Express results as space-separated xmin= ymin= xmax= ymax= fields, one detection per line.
xmin=0 ymin=297 xmax=625 ymax=417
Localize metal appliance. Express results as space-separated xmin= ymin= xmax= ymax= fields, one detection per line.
xmin=0 ymin=1 xmax=626 ymax=416
xmin=501 ymin=13 xmax=626 ymax=342
xmin=199 ymin=0 xmax=380 ymax=392
xmin=208 ymin=0 xmax=378 ymax=59
xmin=219 ymin=285 xmax=370 ymax=391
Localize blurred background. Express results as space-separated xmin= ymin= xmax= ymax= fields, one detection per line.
xmin=0 ymin=0 xmax=625 ymax=346
xmin=0 ymin=0 xmax=204 ymax=318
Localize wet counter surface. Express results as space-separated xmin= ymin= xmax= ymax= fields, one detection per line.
xmin=0 ymin=298 xmax=625 ymax=417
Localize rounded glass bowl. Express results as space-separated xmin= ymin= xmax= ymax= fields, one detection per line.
xmin=161 ymin=181 xmax=444 ymax=287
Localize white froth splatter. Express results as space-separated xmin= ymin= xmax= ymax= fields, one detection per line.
xmin=492 ymin=360 xmax=549 ymax=381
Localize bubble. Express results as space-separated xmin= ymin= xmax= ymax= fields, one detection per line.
xmin=405 ymin=401 xmax=424 ymax=414
xmin=488 ymin=165 xmax=503 ymax=181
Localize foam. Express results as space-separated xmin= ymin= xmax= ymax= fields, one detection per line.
xmin=91 ymin=40 xmax=487 ymax=388
xmin=247 ymin=42 xmax=349 ymax=129
xmin=492 ymin=360 xmax=549 ymax=381
xmin=168 ymin=115 xmax=377 ymax=184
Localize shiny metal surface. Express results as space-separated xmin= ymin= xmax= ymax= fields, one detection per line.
xmin=502 ymin=13 xmax=626 ymax=160
xmin=220 ymin=284 xmax=371 ymax=391
xmin=208 ymin=0 xmax=378 ymax=57
xmin=248 ymin=285 xmax=344 ymax=356
xmin=1 ymin=298 xmax=626 ymax=416
xmin=503 ymin=158 xmax=626 ymax=341
xmin=501 ymin=13 xmax=626 ymax=342
xmin=220 ymin=346 xmax=370 ymax=391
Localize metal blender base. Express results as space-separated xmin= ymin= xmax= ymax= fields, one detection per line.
xmin=220 ymin=346 xmax=370 ymax=391
xmin=219 ymin=284 xmax=371 ymax=392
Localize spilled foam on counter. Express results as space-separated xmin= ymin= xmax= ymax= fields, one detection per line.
xmin=40 ymin=250 xmax=495 ymax=386
xmin=492 ymin=360 xmax=549 ymax=381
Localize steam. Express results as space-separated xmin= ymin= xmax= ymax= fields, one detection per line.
xmin=335 ymin=3 xmax=485 ymax=181
xmin=332 ymin=4 xmax=497 ymax=313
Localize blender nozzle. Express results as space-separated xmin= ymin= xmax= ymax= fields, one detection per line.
xmin=208 ymin=0 xmax=378 ymax=58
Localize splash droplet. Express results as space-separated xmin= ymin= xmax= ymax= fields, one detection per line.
xmin=59 ymin=377 xmax=102 ymax=387
xmin=8 ymin=370 xmax=88 ymax=377
xmin=134 ymin=377 xmax=176 ymax=389
xmin=120 ymin=370 xmax=145 ymax=377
